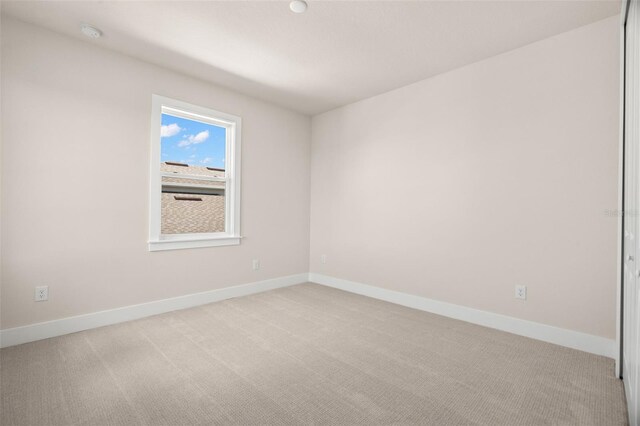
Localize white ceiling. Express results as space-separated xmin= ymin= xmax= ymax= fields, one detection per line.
xmin=2 ymin=1 xmax=620 ymax=115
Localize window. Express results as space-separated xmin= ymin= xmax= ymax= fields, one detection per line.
xmin=149 ymin=95 xmax=241 ymax=251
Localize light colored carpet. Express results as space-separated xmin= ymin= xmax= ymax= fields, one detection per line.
xmin=0 ymin=283 xmax=628 ymax=425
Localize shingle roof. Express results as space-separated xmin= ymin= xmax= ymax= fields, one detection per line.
xmin=161 ymin=162 xmax=225 ymax=177
xmin=160 ymin=162 xmax=226 ymax=234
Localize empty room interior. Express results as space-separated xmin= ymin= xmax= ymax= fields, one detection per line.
xmin=2 ymin=0 xmax=640 ymax=424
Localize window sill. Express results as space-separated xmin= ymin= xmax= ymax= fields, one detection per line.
xmin=148 ymin=235 xmax=242 ymax=251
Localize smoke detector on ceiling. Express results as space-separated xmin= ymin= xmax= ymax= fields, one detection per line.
xmin=289 ymin=0 xmax=307 ymax=13
xmin=80 ymin=24 xmax=102 ymax=39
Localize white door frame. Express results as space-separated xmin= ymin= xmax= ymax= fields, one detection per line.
xmin=618 ymin=0 xmax=630 ymax=380
xmin=620 ymin=2 xmax=640 ymax=425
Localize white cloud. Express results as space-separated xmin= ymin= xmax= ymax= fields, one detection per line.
xmin=161 ymin=123 xmax=181 ymax=138
xmin=201 ymin=157 xmax=213 ymax=164
xmin=177 ymin=130 xmax=209 ymax=147
xmin=193 ymin=130 xmax=209 ymax=143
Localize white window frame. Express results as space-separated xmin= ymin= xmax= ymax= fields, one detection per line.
xmin=148 ymin=95 xmax=242 ymax=251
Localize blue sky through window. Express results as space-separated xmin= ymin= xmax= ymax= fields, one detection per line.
xmin=161 ymin=113 xmax=226 ymax=168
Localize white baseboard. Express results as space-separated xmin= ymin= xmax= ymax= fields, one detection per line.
xmin=0 ymin=273 xmax=309 ymax=349
xmin=309 ymin=273 xmax=616 ymax=359
xmin=1 ymin=272 xmax=617 ymax=360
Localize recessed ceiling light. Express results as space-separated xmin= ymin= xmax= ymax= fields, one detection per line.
xmin=80 ymin=24 xmax=102 ymax=39
xmin=289 ymin=0 xmax=307 ymax=14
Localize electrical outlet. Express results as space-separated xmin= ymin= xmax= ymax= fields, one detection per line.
xmin=252 ymin=259 xmax=260 ymax=271
xmin=321 ymin=254 xmax=327 ymax=264
xmin=515 ymin=285 xmax=527 ymax=300
xmin=35 ymin=286 xmax=49 ymax=302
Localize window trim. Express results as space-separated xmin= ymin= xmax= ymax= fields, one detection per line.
xmin=148 ymin=95 xmax=242 ymax=251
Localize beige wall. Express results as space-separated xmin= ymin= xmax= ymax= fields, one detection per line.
xmin=0 ymin=17 xmax=311 ymax=329
xmin=1 ymin=15 xmax=621 ymax=340
xmin=310 ymin=17 xmax=620 ymax=339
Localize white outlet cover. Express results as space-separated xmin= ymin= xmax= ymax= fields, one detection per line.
xmin=252 ymin=259 xmax=260 ymax=270
xmin=35 ymin=286 xmax=49 ymax=302
xmin=321 ymin=254 xmax=327 ymax=264
xmin=515 ymin=285 xmax=527 ymax=300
